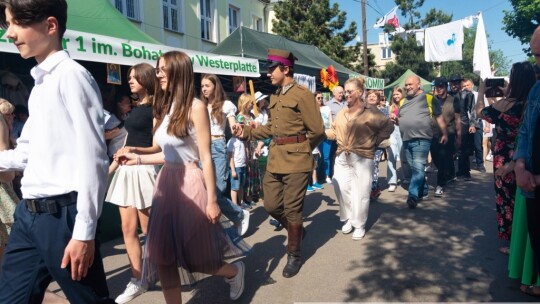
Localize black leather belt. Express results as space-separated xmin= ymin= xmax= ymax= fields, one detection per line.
xmin=26 ymin=192 xmax=78 ymax=214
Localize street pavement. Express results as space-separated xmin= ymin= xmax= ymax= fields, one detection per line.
xmin=50 ymin=160 xmax=538 ymax=303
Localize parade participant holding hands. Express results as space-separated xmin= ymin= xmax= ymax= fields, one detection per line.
xmin=233 ymin=48 xmax=325 ymax=278
xmin=117 ymin=51 xmax=248 ymax=303
xmin=0 ymin=1 xmax=113 ymax=302
xmin=106 ymin=63 xmax=159 ymax=304
xmin=327 ymin=78 xmax=394 ymax=240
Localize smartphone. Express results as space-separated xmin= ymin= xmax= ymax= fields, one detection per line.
xmin=485 ymin=78 xmax=505 ymax=88
xmin=485 ymin=87 xmax=504 ymax=98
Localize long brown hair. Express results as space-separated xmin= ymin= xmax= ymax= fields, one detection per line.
xmin=153 ymin=51 xmax=195 ymax=138
xmin=200 ymin=74 xmax=228 ymax=125
xmin=389 ymin=86 xmax=404 ymax=114
xmin=128 ymin=63 xmax=156 ymax=105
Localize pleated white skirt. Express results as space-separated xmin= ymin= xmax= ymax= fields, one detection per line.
xmin=106 ymin=164 xmax=158 ymax=209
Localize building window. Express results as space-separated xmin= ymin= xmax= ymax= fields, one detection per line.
xmin=253 ymin=16 xmax=262 ymax=31
xmin=114 ymin=0 xmax=140 ymax=21
xmin=200 ymin=0 xmax=214 ymax=41
xmin=163 ymin=0 xmax=181 ymax=32
xmin=381 ymin=47 xmax=392 ymax=60
xmin=229 ymin=5 xmax=240 ymax=34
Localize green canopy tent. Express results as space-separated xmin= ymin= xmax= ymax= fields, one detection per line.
xmin=384 ymin=69 xmax=433 ymax=99
xmin=211 ymin=27 xmax=384 ymax=92
xmin=1 ymin=0 xmax=260 ymax=77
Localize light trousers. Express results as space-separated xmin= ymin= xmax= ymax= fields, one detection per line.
xmin=332 ymin=152 xmax=373 ymax=229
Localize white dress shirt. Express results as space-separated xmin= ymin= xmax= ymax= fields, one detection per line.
xmin=0 ymin=50 xmax=108 ymax=241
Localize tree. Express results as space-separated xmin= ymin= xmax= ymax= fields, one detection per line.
xmin=271 ymin=0 xmax=364 ymax=72
xmin=502 ymin=0 xmax=540 ymax=54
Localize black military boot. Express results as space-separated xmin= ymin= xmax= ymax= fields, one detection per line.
xmin=282 ymin=222 xmax=303 ymax=278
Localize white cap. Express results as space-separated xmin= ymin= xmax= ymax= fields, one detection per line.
xmin=254 ymin=91 xmax=268 ymax=103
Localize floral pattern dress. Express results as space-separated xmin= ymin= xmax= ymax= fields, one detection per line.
xmin=237 ymin=113 xmax=261 ymax=202
xmin=0 ymin=181 xmax=19 ymax=247
xmin=481 ymin=101 xmax=524 ymax=240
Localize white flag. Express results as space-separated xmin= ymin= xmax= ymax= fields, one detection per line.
xmin=374 ymin=6 xmax=400 ymax=29
xmin=424 ymin=20 xmax=464 ymax=62
xmin=473 ymin=13 xmax=491 ymax=79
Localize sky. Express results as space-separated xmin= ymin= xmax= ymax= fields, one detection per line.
xmin=333 ymin=0 xmax=529 ymax=64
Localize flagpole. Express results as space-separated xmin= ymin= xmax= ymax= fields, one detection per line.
xmin=362 ymin=0 xmax=368 ymax=75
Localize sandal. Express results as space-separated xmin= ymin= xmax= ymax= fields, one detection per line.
xmin=521 ymin=285 xmax=540 ymax=297
xmin=498 ymin=246 xmax=510 ymax=255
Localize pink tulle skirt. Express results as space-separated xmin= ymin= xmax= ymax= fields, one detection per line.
xmin=143 ymin=162 xmax=250 ymax=286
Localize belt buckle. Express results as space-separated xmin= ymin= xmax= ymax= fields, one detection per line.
xmin=46 ymin=200 xmax=58 ymax=214
xmin=27 ymin=199 xmax=39 ymax=213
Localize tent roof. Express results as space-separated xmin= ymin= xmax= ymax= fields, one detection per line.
xmin=67 ymin=0 xmax=160 ymax=44
xmin=211 ymin=27 xmax=360 ymax=82
xmin=384 ymin=69 xmax=432 ymax=90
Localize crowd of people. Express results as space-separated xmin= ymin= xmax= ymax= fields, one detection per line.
xmin=1 ymin=0 xmax=540 ymax=303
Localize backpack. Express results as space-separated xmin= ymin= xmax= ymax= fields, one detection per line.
xmin=399 ymin=93 xmax=433 ymax=117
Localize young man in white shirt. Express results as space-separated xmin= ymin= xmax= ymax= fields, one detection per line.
xmin=0 ymin=0 xmax=113 ymax=302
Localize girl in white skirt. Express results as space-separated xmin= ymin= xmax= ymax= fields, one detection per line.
xmin=117 ymin=51 xmax=248 ymax=303
xmin=106 ymin=63 xmax=159 ymax=303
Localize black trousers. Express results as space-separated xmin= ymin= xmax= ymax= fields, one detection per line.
xmin=0 ymin=200 xmax=113 ymax=303
xmin=430 ymin=134 xmax=456 ymax=187
xmin=457 ymin=131 xmax=473 ymax=178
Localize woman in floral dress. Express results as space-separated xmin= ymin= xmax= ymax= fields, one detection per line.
xmin=476 ymin=62 xmax=536 ymax=253
xmin=0 ymin=98 xmax=19 ymax=264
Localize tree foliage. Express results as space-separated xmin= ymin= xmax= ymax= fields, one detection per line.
xmin=502 ymin=0 xmax=540 ymax=54
xmin=271 ymin=0 xmax=364 ymax=72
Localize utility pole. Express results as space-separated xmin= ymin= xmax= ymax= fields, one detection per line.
xmin=361 ymin=0 xmax=368 ymax=76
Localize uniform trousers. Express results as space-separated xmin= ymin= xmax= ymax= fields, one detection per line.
xmin=0 ymin=200 xmax=112 ymax=304
xmin=263 ymin=171 xmax=309 ymax=224
xmin=332 ymin=152 xmax=373 ymax=230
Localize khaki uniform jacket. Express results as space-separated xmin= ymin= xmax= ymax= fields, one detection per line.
xmin=243 ymin=81 xmax=325 ymax=174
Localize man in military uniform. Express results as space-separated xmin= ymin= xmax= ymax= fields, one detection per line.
xmin=233 ymin=48 xmax=325 ymax=278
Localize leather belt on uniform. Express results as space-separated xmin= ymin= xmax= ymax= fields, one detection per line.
xmin=273 ymin=133 xmax=307 ymax=145
xmin=26 ymin=192 xmax=78 ymax=214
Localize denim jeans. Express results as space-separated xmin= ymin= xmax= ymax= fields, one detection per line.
xmin=211 ymin=138 xmax=229 ymax=194
xmin=211 ymin=138 xmax=242 ymax=223
xmin=403 ymin=138 xmax=431 ymax=200
xmin=317 ymin=138 xmax=333 ymax=180
xmin=387 ymin=125 xmax=402 ymax=185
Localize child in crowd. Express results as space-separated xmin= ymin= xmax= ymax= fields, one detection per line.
xmin=307 ymin=147 xmax=324 ymax=192
xmin=228 ymin=126 xmax=249 ymax=209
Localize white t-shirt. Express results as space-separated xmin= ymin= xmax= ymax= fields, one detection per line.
xmin=253 ymin=109 xmax=269 ymax=126
xmin=319 ymin=106 xmax=332 ymax=129
xmin=227 ymin=137 xmax=247 ymax=167
xmin=209 ymin=100 xmax=237 ymax=136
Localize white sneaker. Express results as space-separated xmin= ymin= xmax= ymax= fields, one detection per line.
xmin=226 ymin=261 xmax=245 ymax=300
xmin=326 ymin=177 xmax=332 ymax=184
xmin=115 ymin=278 xmax=147 ymax=304
xmin=352 ymin=228 xmax=366 ymax=240
xmin=435 ymin=186 xmax=444 ymax=197
xmin=341 ymin=220 xmax=353 ymax=234
xmin=486 ymin=153 xmax=493 ymax=162
xmin=388 ymin=184 xmax=397 ymax=192
xmin=238 ymin=210 xmax=250 ymax=236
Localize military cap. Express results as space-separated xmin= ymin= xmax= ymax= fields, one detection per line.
xmin=265 ymin=48 xmax=297 ymax=68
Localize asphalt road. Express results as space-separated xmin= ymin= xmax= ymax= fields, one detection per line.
xmin=50 ymin=160 xmax=538 ymax=303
